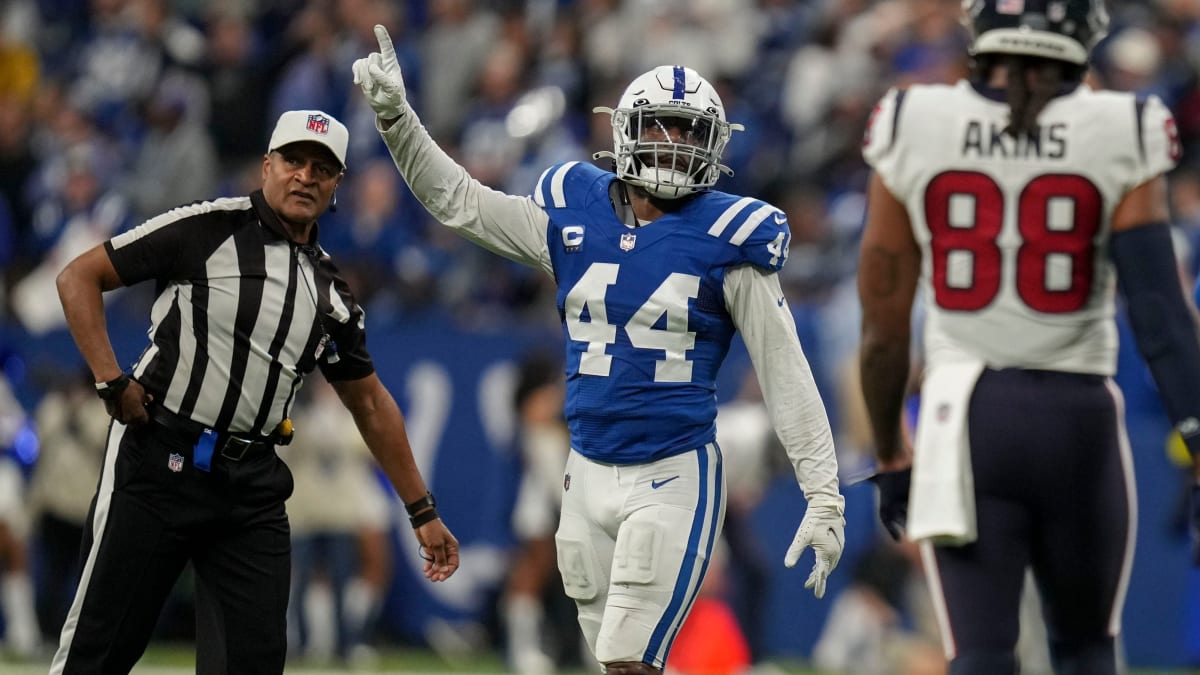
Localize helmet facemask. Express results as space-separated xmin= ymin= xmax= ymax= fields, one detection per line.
xmin=614 ymin=105 xmax=729 ymax=198
xmin=594 ymin=65 xmax=743 ymax=199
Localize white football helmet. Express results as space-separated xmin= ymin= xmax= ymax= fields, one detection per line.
xmin=594 ymin=65 xmax=743 ymax=199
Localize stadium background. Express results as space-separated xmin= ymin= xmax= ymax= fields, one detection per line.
xmin=0 ymin=0 xmax=1198 ymax=671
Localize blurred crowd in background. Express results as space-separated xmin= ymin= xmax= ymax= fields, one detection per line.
xmin=0 ymin=0 xmax=1198 ymax=672
xmin=1 ymin=0 xmax=1195 ymax=336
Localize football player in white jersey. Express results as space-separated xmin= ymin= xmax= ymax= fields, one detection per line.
xmin=353 ymin=28 xmax=845 ymax=675
xmin=858 ymin=1 xmax=1200 ymax=674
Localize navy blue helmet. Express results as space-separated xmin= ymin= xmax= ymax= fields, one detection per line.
xmin=962 ymin=0 xmax=1109 ymax=65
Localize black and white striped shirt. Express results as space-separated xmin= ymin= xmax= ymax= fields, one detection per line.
xmin=105 ymin=190 xmax=373 ymax=435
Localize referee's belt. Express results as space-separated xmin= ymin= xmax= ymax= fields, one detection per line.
xmin=150 ymin=407 xmax=276 ymax=461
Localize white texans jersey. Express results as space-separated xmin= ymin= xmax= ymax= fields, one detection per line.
xmin=864 ymin=80 xmax=1181 ymax=374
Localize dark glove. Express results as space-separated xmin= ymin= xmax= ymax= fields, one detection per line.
xmin=869 ymin=468 xmax=911 ymax=541
xmin=1191 ymin=483 xmax=1200 ymax=566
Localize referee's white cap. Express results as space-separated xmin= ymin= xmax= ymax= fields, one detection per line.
xmin=268 ymin=110 xmax=348 ymax=169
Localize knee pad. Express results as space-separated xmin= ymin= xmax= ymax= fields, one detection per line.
xmin=556 ymin=529 xmax=601 ymax=601
xmin=611 ymin=521 xmax=663 ymax=586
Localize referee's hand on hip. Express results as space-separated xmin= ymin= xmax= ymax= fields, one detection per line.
xmin=104 ymin=378 xmax=153 ymax=426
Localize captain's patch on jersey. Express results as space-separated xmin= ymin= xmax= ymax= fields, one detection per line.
xmin=562 ymin=225 xmax=584 ymax=252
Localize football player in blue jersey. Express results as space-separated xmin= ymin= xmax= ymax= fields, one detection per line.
xmin=354 ymin=26 xmax=845 ymax=675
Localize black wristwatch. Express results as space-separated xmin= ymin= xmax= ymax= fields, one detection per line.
xmin=405 ymin=491 xmax=439 ymax=529
xmin=95 ymin=373 xmax=132 ymax=402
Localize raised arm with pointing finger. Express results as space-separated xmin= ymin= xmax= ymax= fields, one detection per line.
xmin=355 ymin=25 xmax=845 ymax=675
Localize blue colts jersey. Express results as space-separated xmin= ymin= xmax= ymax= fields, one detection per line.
xmin=534 ymin=161 xmax=791 ymax=464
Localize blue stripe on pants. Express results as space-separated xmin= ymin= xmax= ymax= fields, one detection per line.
xmin=643 ymin=444 xmax=723 ymax=665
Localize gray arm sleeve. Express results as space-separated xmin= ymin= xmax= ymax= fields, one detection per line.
xmin=378 ymin=113 xmax=553 ymax=274
xmin=724 ymin=265 xmax=844 ymax=513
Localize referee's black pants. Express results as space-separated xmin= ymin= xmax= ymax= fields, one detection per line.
xmin=51 ymin=417 xmax=294 ymax=675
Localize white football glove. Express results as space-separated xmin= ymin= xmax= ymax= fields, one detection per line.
xmin=784 ymin=504 xmax=845 ymax=599
xmin=351 ymin=24 xmax=410 ymax=120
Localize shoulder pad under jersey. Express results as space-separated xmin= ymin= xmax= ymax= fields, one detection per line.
xmin=531 ymin=161 xmax=612 ymax=211
xmin=698 ymin=192 xmax=792 ymax=272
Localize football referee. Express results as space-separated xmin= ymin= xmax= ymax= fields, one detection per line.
xmin=51 ymin=109 xmax=459 ymax=674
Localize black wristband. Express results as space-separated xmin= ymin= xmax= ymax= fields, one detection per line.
xmin=409 ymin=507 xmax=440 ymax=529
xmin=95 ymin=373 xmax=131 ymax=402
xmin=405 ymin=491 xmax=436 ymax=517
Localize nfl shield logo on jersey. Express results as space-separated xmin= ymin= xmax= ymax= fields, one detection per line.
xmin=306 ymin=114 xmax=330 ymax=135
xmin=620 ymin=233 xmax=637 ymax=251
xmin=563 ymin=473 xmax=571 ymax=491
xmin=168 ymin=452 xmax=184 ymax=473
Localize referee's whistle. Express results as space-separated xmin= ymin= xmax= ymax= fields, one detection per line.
xmin=276 ymin=418 xmax=295 ymax=445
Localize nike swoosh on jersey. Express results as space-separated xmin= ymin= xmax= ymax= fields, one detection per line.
xmin=777 ymin=297 xmax=785 ymax=307
xmin=651 ymin=476 xmax=680 ymax=489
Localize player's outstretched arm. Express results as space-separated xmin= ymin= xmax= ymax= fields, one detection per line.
xmin=724 ymin=264 xmax=845 ymax=597
xmin=351 ymin=25 xmax=551 ymax=272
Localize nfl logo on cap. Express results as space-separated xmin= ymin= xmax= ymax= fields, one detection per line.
xmin=168 ymin=452 xmax=184 ymax=473
xmin=307 ymin=113 xmax=330 ymax=135
xmin=268 ymin=110 xmax=349 ymax=169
